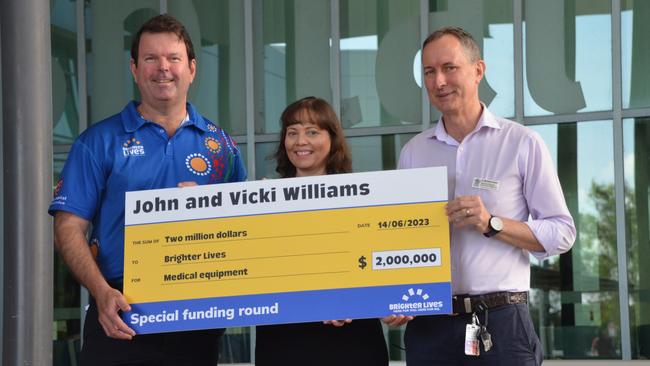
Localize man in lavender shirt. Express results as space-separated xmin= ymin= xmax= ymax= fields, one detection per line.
xmin=395 ymin=27 xmax=576 ymax=365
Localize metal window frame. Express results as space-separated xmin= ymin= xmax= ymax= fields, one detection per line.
xmin=611 ymin=0 xmax=632 ymax=360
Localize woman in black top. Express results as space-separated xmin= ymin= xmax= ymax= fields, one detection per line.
xmin=255 ymin=97 xmax=389 ymax=366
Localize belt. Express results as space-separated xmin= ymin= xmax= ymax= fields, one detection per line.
xmin=451 ymin=291 xmax=528 ymax=314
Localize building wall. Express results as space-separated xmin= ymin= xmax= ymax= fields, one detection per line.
xmin=39 ymin=0 xmax=650 ymax=363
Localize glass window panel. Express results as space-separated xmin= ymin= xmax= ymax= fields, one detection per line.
xmin=530 ymin=121 xmax=621 ymax=359
xmin=349 ymin=133 xmax=416 ymax=172
xmin=169 ymin=0 xmax=246 ymax=135
xmin=218 ymin=327 xmax=251 ymax=363
xmin=340 ymin=0 xmax=420 ymax=128
xmin=427 ymin=0 xmax=515 ymax=119
xmin=254 ymin=0 xmax=332 ymax=134
xmin=53 ymin=152 xmax=82 ymax=364
xmin=52 ymin=0 xmax=80 ymax=144
xmin=87 ymin=0 xmax=160 ymax=121
xmin=623 ymin=117 xmax=650 ymax=359
xmin=255 ymin=142 xmax=279 ymax=180
xmin=52 ymin=0 xmax=82 ymax=359
xmin=622 ymin=1 xmax=650 ymax=109
xmin=523 ymin=0 xmax=612 ymax=116
xmin=237 ymin=142 xmax=248 ymax=178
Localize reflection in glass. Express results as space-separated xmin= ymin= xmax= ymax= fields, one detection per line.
xmin=87 ymin=0 xmax=159 ymax=122
xmin=622 ymin=1 xmax=650 ymax=109
xmin=340 ymin=0 xmax=420 ymax=128
xmin=623 ymin=117 xmax=650 ymax=359
xmin=483 ymin=22 xmax=515 ymax=119
xmin=254 ymin=0 xmax=332 ymax=134
xmin=349 ymin=134 xmax=415 ymax=173
xmin=170 ymin=0 xmax=247 ymax=135
xmin=530 ymin=121 xmax=620 ymax=359
xmin=52 ymin=0 xmax=80 ymax=144
xmin=53 ymin=152 xmax=82 ymax=364
xmin=523 ymin=0 xmax=612 ymax=116
xmin=255 ymin=142 xmax=278 ymax=180
xmin=219 ymin=327 xmax=251 ymax=363
xmin=52 ymin=0 xmax=83 ymax=362
xmin=427 ymin=0 xmax=514 ymax=119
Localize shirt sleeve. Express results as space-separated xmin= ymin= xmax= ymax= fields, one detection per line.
xmin=48 ymin=139 xmax=105 ymax=221
xmin=521 ymin=132 xmax=576 ymax=259
xmin=228 ymin=145 xmax=248 ymax=183
xmin=397 ymin=144 xmax=412 ymax=169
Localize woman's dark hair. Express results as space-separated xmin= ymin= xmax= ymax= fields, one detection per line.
xmin=275 ymin=97 xmax=352 ymax=178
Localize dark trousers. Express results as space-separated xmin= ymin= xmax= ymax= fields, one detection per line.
xmin=405 ymin=303 xmax=543 ymax=366
xmin=79 ymin=297 xmax=224 ymax=366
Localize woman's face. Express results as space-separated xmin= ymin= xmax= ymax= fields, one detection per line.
xmin=284 ymin=110 xmax=332 ymax=177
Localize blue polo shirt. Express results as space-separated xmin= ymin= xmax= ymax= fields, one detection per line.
xmin=49 ymin=101 xmax=247 ymax=282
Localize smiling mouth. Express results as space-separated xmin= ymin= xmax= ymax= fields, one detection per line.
xmin=154 ymin=79 xmax=174 ymax=84
xmin=295 ymin=151 xmax=313 ymax=156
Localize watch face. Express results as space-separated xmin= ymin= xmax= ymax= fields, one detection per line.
xmin=490 ymin=217 xmax=504 ymax=231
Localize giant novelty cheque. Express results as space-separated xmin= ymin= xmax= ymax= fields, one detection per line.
xmin=123 ymin=167 xmax=451 ymax=334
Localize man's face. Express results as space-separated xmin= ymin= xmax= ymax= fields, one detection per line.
xmin=130 ymin=32 xmax=196 ymax=107
xmin=422 ymin=35 xmax=484 ymax=116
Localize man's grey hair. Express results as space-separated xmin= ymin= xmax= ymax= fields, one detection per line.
xmin=422 ymin=26 xmax=481 ymax=63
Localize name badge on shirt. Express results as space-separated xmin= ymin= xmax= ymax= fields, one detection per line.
xmin=472 ymin=178 xmax=500 ymax=191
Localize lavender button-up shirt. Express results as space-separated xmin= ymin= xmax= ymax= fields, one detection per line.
xmin=398 ymin=106 xmax=576 ymax=295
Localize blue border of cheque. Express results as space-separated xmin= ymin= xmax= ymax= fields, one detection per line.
xmin=124 ymin=282 xmax=452 ymax=334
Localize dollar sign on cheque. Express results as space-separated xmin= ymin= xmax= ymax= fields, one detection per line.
xmin=358 ymin=255 xmax=367 ymax=269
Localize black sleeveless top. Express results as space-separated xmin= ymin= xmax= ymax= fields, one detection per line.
xmin=255 ymin=319 xmax=389 ymax=365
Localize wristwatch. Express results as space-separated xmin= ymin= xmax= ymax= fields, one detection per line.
xmin=483 ymin=215 xmax=503 ymax=238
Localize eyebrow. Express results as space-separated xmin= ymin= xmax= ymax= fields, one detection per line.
xmin=141 ymin=52 xmax=183 ymax=57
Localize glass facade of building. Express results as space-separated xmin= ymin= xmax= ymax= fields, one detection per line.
xmin=30 ymin=0 xmax=650 ymax=363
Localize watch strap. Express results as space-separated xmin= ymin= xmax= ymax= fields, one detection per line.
xmin=483 ymin=215 xmax=500 ymax=238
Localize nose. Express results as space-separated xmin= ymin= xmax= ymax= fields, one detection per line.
xmin=158 ymin=58 xmax=170 ymax=71
xmin=434 ymin=72 xmax=446 ymax=89
xmin=296 ymin=132 xmax=308 ymax=145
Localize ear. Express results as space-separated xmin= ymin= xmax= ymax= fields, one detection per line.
xmin=129 ymin=59 xmax=138 ymax=82
xmin=189 ymin=58 xmax=197 ymax=83
xmin=474 ymin=59 xmax=486 ymax=85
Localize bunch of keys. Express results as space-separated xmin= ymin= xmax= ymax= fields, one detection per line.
xmin=464 ymin=311 xmax=493 ymax=356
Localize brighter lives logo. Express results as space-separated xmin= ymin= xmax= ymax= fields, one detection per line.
xmin=123 ymin=138 xmax=145 ymax=156
xmin=388 ymin=288 xmax=444 ymax=314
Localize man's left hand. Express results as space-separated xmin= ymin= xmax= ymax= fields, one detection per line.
xmin=446 ymin=195 xmax=491 ymax=234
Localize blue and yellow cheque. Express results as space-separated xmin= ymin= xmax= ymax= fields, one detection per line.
xmin=123 ymin=167 xmax=451 ymax=334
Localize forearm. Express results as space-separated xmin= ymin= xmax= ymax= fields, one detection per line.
xmin=493 ymin=217 xmax=544 ymax=252
xmin=54 ymin=212 xmax=111 ymax=297
xmin=446 ymin=196 xmax=545 ymax=253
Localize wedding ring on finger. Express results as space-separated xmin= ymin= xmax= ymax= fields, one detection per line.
xmin=465 ymin=208 xmax=471 ymax=217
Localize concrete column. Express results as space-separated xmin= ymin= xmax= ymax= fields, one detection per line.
xmin=0 ymin=0 xmax=54 ymax=364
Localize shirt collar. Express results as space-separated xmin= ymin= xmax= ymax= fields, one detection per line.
xmin=121 ymin=101 xmax=209 ymax=133
xmin=428 ymin=103 xmax=501 ymax=145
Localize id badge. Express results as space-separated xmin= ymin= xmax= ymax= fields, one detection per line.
xmin=465 ymin=323 xmax=481 ymax=356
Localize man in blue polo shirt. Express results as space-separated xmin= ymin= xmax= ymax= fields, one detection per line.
xmin=49 ymin=14 xmax=246 ymax=365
